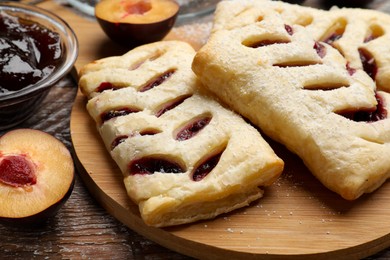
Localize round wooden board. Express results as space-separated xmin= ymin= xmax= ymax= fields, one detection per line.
xmin=70 ymin=91 xmax=390 ymax=259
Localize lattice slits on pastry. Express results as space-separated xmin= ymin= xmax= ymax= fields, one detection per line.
xmin=193 ymin=0 xmax=390 ymax=200
xmin=79 ymin=41 xmax=284 ymax=227
xmin=212 ymin=0 xmax=390 ymax=92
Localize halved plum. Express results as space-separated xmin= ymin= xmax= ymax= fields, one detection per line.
xmin=0 ymin=129 xmax=74 ymax=225
xmin=95 ymin=0 xmax=179 ymax=47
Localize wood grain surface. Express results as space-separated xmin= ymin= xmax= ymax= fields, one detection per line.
xmin=1 ymin=0 xmax=390 ymax=259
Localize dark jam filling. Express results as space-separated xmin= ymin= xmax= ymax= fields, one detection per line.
xmin=314 ymin=42 xmax=326 ymax=58
xmin=340 ymin=93 xmax=387 ymax=122
xmin=358 ymin=48 xmax=377 ymax=80
xmin=364 ymin=34 xmax=376 ymax=43
xmin=249 ymin=39 xmax=290 ymax=48
xmin=139 ymin=69 xmax=175 ymax=92
xmin=129 ymin=157 xmax=185 ymax=175
xmin=155 ymin=95 xmax=191 ymax=117
xmin=175 ymin=116 xmax=211 ymax=141
xmin=96 ymin=82 xmax=120 ymax=93
xmin=285 ymin=24 xmax=294 ymax=36
xmin=322 ymin=32 xmax=343 ymax=45
xmin=0 ymin=11 xmax=63 ymax=95
xmin=192 ymin=152 xmax=222 ymax=182
xmin=111 ymin=135 xmax=128 ymax=150
xmin=127 ymin=151 xmax=222 ymax=182
xmin=346 ymin=62 xmax=356 ymax=76
xmin=111 ymin=130 xmax=160 ymax=150
xmin=101 ymin=107 xmax=140 ymax=122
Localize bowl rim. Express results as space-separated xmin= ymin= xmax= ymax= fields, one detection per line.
xmin=0 ymin=1 xmax=79 ymax=104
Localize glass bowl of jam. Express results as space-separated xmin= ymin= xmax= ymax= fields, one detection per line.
xmin=0 ymin=2 xmax=78 ymax=130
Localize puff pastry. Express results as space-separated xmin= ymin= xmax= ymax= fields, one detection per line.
xmin=193 ymin=0 xmax=390 ymax=200
xmin=79 ymin=41 xmax=283 ymax=227
xmin=211 ymin=0 xmax=390 ymax=92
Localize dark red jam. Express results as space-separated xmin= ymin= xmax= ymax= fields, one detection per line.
xmin=285 ymin=24 xmax=294 ymax=36
xmin=339 ymin=92 xmax=387 ymax=122
xmin=139 ymin=69 xmax=175 ymax=92
xmin=346 ymin=62 xmax=356 ymax=76
xmin=101 ymin=107 xmax=140 ymax=123
xmin=314 ymin=41 xmax=326 ymax=58
xmin=155 ymin=95 xmax=191 ymax=117
xmin=96 ymin=82 xmax=120 ymax=93
xmin=358 ymin=48 xmax=377 ymax=80
xmin=111 ymin=135 xmax=129 ymax=150
xmin=364 ymin=34 xmax=376 ymax=43
xmin=0 ymin=11 xmax=63 ymax=95
xmin=323 ymin=32 xmax=343 ymax=45
xmin=192 ymin=152 xmax=222 ymax=182
xmin=248 ymin=39 xmax=290 ymax=48
xmin=129 ymin=157 xmax=185 ymax=175
xmin=110 ymin=130 xmax=160 ymax=150
xmin=175 ymin=116 xmax=211 ymax=141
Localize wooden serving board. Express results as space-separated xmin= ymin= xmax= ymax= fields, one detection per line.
xmin=71 ymin=91 xmax=390 ymax=259
xmin=46 ymin=0 xmax=390 ymax=258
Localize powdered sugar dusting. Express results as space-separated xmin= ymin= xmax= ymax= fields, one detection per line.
xmin=166 ymin=22 xmax=213 ymax=50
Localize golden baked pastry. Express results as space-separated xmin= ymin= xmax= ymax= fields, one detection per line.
xmin=193 ymin=0 xmax=390 ymax=200
xmin=211 ymin=0 xmax=390 ymax=92
xmin=79 ymin=41 xmax=284 ymax=227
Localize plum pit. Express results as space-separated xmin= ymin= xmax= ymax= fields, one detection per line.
xmin=0 ymin=155 xmax=36 ymax=188
xmin=122 ymin=0 xmax=152 ymax=16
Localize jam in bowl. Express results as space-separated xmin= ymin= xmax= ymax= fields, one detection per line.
xmin=0 ymin=2 xmax=78 ymax=130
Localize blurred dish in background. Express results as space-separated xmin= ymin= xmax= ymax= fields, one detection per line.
xmin=67 ymin=0 xmax=97 ymax=17
xmin=176 ymin=0 xmax=220 ymax=18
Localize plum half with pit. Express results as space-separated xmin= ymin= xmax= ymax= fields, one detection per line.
xmin=95 ymin=0 xmax=179 ymax=47
xmin=0 ymin=129 xmax=75 ymax=225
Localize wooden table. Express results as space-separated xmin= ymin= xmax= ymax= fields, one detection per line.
xmin=1 ymin=0 xmax=390 ymax=259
